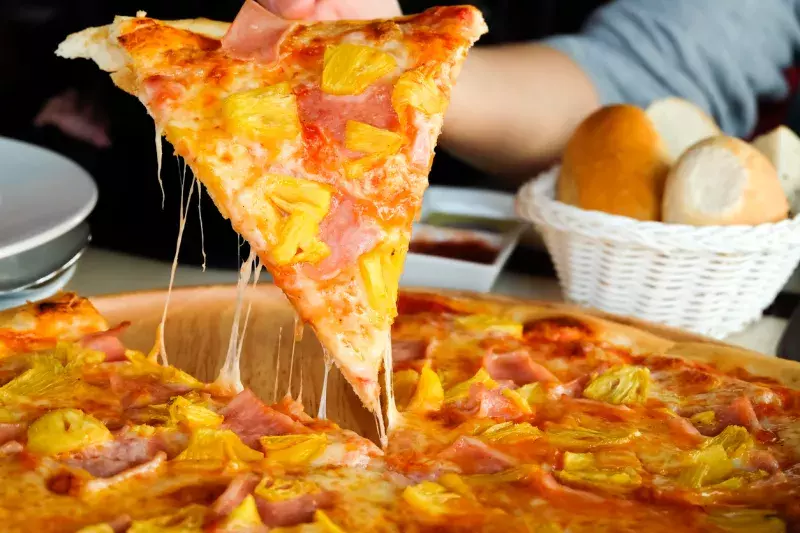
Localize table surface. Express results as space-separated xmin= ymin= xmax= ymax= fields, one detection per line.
xmin=66 ymin=247 xmax=788 ymax=356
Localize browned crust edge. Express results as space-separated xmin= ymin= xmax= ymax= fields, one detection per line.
xmin=66 ymin=284 xmax=795 ymax=390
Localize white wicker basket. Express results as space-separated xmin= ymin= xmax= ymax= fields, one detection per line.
xmin=516 ymin=167 xmax=800 ymax=339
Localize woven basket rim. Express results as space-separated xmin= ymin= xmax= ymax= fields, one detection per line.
xmin=517 ymin=167 xmax=800 ymax=254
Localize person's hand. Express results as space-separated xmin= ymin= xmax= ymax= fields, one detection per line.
xmin=257 ymin=0 xmax=401 ymax=21
xmin=34 ymin=89 xmax=111 ymax=148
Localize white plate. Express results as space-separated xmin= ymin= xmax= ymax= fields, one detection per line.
xmin=0 ymin=137 xmax=97 ymax=260
xmin=0 ymin=262 xmax=78 ymax=311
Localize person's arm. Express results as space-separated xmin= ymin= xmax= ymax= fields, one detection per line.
xmin=440 ymin=44 xmax=599 ymax=177
xmin=443 ymin=0 xmax=800 ymax=177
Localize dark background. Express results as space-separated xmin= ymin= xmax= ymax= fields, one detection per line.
xmin=0 ymin=0 xmax=607 ymax=269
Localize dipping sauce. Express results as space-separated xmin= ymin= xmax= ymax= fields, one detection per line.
xmin=409 ymin=238 xmax=499 ymax=264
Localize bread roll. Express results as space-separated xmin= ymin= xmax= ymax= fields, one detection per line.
xmin=558 ymin=104 xmax=670 ymax=221
xmin=663 ymin=136 xmax=789 ymax=226
xmin=752 ymin=125 xmax=800 ymax=216
xmin=646 ymin=97 xmax=721 ymax=162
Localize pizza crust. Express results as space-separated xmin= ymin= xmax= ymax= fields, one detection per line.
xmin=400 ymin=288 xmax=800 ymax=390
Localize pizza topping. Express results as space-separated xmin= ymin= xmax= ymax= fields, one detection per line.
xmin=479 ymin=422 xmax=542 ymax=444
xmin=79 ymin=322 xmax=130 ymax=362
xmin=719 ymin=395 xmax=763 ymax=434
xmin=401 ymin=481 xmax=466 ymax=518
xmin=215 ymin=494 xmax=265 ymax=531
xmin=483 ymin=351 xmax=558 ymax=385
xmin=220 ymin=389 xmax=309 ymax=448
xmin=254 ymin=478 xmax=334 ymax=527
xmin=27 ymin=408 xmax=113 ymax=455
xmin=210 ymin=473 xmax=261 ymax=521
xmin=543 ymin=425 xmax=640 ymax=451
xmin=66 ymin=435 xmax=163 ymax=478
xmin=582 ymin=365 xmax=650 ymax=406
xmin=556 ymin=451 xmax=642 ymax=494
xmin=359 ymin=241 xmax=407 ymax=318
xmin=454 ymin=315 xmax=523 ymax=338
xmin=392 ymin=70 xmax=445 ymax=118
xmin=391 ymin=339 xmax=428 ymax=364
xmin=444 ymin=369 xmax=497 ymax=403
xmin=313 ymin=510 xmax=346 ymax=533
xmin=0 ymin=422 xmax=25 ymax=445
xmin=705 ymin=509 xmax=786 ymax=533
xmin=705 ymin=426 xmax=754 ymax=458
xmin=175 ymin=428 xmax=264 ymax=467
xmin=344 ymin=120 xmax=403 ymax=155
xmin=221 ymin=0 xmax=295 ymax=64
xmin=260 ymin=434 xmax=327 ymax=467
xmin=168 ymin=396 xmax=224 ymax=430
xmin=222 ymin=84 xmax=301 ymax=149
xmin=437 ymin=436 xmax=516 ymax=475
xmin=82 ymin=451 xmax=167 ymax=494
xmin=405 ymin=362 xmax=444 ymax=414
xmin=321 ymin=44 xmax=397 ymax=96
xmin=126 ymin=504 xmax=207 ymax=533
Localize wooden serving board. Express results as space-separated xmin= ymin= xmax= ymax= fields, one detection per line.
xmin=90 ymin=284 xmax=770 ymax=441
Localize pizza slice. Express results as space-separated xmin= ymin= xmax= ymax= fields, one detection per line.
xmin=56 ymin=3 xmax=487 ymax=412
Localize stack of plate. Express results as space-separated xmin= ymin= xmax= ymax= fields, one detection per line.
xmin=0 ymin=137 xmax=97 ymax=310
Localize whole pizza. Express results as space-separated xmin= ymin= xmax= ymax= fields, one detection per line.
xmin=0 ymin=290 xmax=798 ymax=532
xmin=6 ymin=3 xmax=795 ymax=532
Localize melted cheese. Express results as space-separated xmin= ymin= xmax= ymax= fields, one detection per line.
xmin=155 ymin=126 xmax=165 ymax=209
xmin=197 ymin=182 xmax=207 ymax=271
xmin=151 ymin=166 xmax=196 ymax=366
xmin=216 ymin=249 xmax=257 ymax=392
xmin=272 ymin=326 xmax=283 ymax=403
xmin=318 ymin=353 xmax=333 ymax=419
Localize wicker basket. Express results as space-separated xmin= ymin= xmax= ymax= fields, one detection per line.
xmin=516 ymin=167 xmax=800 ymax=339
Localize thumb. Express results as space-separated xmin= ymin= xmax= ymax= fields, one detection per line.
xmin=257 ymin=0 xmax=317 ymax=19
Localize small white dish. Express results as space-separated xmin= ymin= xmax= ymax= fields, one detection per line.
xmin=0 ymin=137 xmax=97 ymax=260
xmin=400 ymin=187 xmax=524 ymax=292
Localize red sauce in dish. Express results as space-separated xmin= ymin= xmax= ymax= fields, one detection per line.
xmin=409 ymin=239 xmax=499 ymax=264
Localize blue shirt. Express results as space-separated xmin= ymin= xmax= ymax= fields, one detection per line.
xmin=544 ymin=0 xmax=800 ymax=137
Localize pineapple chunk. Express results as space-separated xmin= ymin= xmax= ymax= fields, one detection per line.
xmin=393 ymin=369 xmax=420 ymax=410
xmin=454 ymin=315 xmax=523 ymax=338
xmin=690 ymin=410 xmax=716 ymax=427
xmin=127 ymin=504 xmax=206 ymax=533
xmin=402 ymin=481 xmax=461 ymax=518
xmin=168 ymin=396 xmax=223 ymax=430
xmin=174 ymin=428 xmax=264 ymax=467
xmin=256 ymin=477 xmax=320 ymax=502
xmin=392 ymin=70 xmax=445 ymax=116
xmin=583 ymin=365 xmax=650 ymax=405
xmin=322 ymin=44 xmax=396 ymax=95
xmin=222 ymin=83 xmax=300 ymax=146
xmin=679 ymin=444 xmax=733 ymax=488
xmin=343 ymin=151 xmax=388 ymax=180
xmin=703 ymin=425 xmax=753 ymax=458
xmin=345 ymin=121 xmax=403 ymax=154
xmin=501 ymin=388 xmax=533 ymax=414
xmin=314 ymin=510 xmax=347 ymax=533
xmin=706 ymin=509 xmax=785 ymax=533
xmin=217 ymin=495 xmax=263 ymax=531
xmin=516 ymin=382 xmax=546 ymax=405
xmin=480 ymin=422 xmax=542 ymax=444
xmin=359 ymin=241 xmax=408 ymax=317
xmin=406 ymin=362 xmax=444 ymax=414
xmin=260 ymin=433 xmax=327 ymax=467
xmin=444 ymin=368 xmax=497 ymax=403
xmin=267 ymin=175 xmax=332 ymax=216
xmin=261 ymin=175 xmax=333 ymax=266
xmin=27 ymin=408 xmax=112 ymax=455
xmin=271 ymin=213 xmax=330 ymax=266
xmin=437 ymin=473 xmax=474 ymax=499
xmin=555 ymin=467 xmax=642 ymax=494
xmin=0 ymin=356 xmax=76 ymax=402
xmin=558 ymin=451 xmax=642 ymax=494
xmin=544 ymin=426 xmax=640 ymax=451
xmin=76 ymin=525 xmax=114 ymax=533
